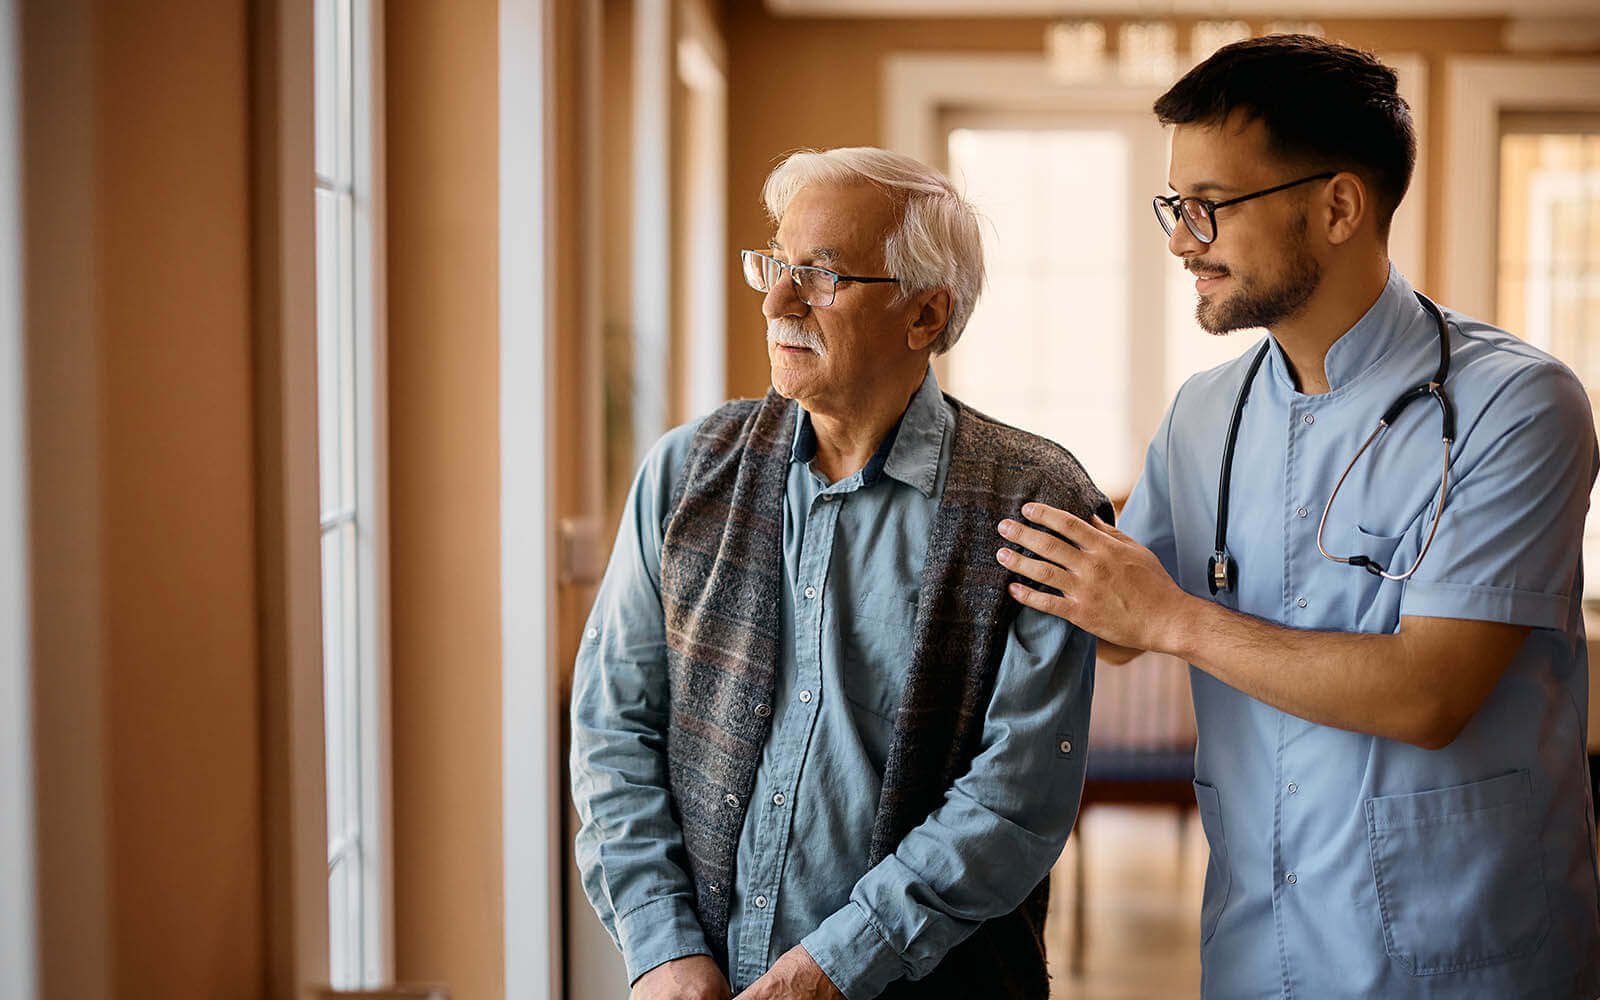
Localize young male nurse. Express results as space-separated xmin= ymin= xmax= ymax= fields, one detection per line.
xmin=998 ymin=34 xmax=1600 ymax=998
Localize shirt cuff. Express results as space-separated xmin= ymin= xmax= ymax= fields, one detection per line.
xmin=615 ymin=894 xmax=713 ymax=985
xmin=801 ymin=901 xmax=906 ymax=1000
xmin=1400 ymin=580 xmax=1573 ymax=630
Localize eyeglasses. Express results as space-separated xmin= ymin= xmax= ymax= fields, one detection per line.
xmin=740 ymin=249 xmax=900 ymax=308
xmin=1152 ymin=172 xmax=1335 ymax=244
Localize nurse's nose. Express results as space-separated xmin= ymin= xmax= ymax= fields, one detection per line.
xmin=1168 ymin=219 xmax=1206 ymax=258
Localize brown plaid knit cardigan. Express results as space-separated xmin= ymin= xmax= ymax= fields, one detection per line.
xmin=658 ymin=388 xmax=1110 ymax=999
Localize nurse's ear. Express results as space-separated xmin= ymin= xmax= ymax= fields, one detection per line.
xmin=1321 ymin=171 xmax=1370 ymax=247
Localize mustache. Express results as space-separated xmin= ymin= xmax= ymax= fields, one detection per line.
xmin=1186 ymin=259 xmax=1230 ymax=279
xmin=767 ymin=319 xmax=826 ymax=355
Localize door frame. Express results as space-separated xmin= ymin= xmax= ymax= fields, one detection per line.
xmin=882 ymin=51 xmax=1428 ymax=289
xmin=1440 ymin=57 xmax=1600 ymax=322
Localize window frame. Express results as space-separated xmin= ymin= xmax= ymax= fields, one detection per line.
xmin=0 ymin=0 xmax=37 ymax=993
xmin=313 ymin=0 xmax=391 ymax=987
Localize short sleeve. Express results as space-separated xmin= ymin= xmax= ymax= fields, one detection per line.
xmin=1119 ymin=389 xmax=1182 ymax=576
xmin=1400 ymin=362 xmax=1598 ymax=629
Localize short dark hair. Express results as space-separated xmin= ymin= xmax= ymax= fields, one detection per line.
xmin=1153 ymin=35 xmax=1416 ymax=235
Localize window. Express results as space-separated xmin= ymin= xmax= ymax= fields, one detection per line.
xmin=944 ymin=117 xmax=1241 ymax=500
xmin=315 ymin=0 xmax=385 ymax=986
xmin=1497 ymin=118 xmax=1600 ymax=597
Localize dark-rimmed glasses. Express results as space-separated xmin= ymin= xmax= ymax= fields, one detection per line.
xmin=740 ymin=249 xmax=900 ymax=308
xmin=1153 ymin=172 xmax=1336 ymax=244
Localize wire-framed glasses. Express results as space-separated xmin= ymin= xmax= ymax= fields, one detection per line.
xmin=740 ymin=249 xmax=900 ymax=308
xmin=1152 ymin=172 xmax=1335 ymax=244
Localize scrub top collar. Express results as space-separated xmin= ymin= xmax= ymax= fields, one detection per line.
xmin=790 ymin=366 xmax=946 ymax=498
xmin=1265 ymin=263 xmax=1433 ymax=397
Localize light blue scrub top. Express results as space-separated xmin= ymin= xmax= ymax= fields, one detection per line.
xmin=1119 ymin=266 xmax=1600 ymax=998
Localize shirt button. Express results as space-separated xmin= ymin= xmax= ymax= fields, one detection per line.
xmin=1059 ymin=740 xmax=1072 ymax=754
xmin=586 ymin=627 xmax=599 ymax=639
xmin=724 ymin=793 xmax=739 ymax=808
xmin=1296 ymin=596 xmax=1308 ymax=608
xmin=754 ymin=703 xmax=771 ymax=719
xmin=1303 ymin=413 xmax=1315 ymax=425
xmin=803 ymin=586 xmax=816 ymax=600
xmin=1287 ymin=782 xmax=1299 ymax=795
xmin=820 ymin=494 xmax=833 ymax=502
xmin=1286 ymin=872 xmax=1298 ymax=885
xmin=1295 ymin=507 xmax=1308 ymax=519
xmin=754 ymin=895 xmax=768 ymax=909
xmin=772 ymin=792 xmax=785 ymax=806
xmin=798 ymin=690 xmax=812 ymax=704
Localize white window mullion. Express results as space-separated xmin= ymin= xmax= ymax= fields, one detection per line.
xmin=315 ymin=0 xmax=384 ymax=988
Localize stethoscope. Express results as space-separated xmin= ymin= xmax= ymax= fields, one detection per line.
xmin=1208 ymin=291 xmax=1457 ymax=595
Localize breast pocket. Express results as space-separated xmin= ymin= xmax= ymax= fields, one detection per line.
xmin=841 ymin=592 xmax=917 ymax=724
xmin=1364 ymin=769 xmax=1551 ymax=976
xmin=1334 ymin=524 xmax=1407 ymax=632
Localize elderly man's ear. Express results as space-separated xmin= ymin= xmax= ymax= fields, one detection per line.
xmin=906 ymin=288 xmax=953 ymax=352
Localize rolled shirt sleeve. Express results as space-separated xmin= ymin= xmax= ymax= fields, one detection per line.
xmin=1399 ymin=360 xmax=1598 ymax=628
xmin=800 ymin=608 xmax=1096 ymax=999
xmin=570 ymin=422 xmax=711 ymax=983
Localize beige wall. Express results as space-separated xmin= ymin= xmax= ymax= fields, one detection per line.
xmin=385 ymin=2 xmax=506 ymax=997
xmin=25 ymin=1 xmax=264 ymax=997
xmin=722 ymin=8 xmax=1600 ymax=398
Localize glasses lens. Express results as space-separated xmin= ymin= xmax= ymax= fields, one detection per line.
xmin=1153 ymin=197 xmax=1179 ymax=236
xmin=741 ymin=251 xmax=770 ymax=292
xmin=1180 ymin=199 xmax=1216 ymax=243
xmin=791 ymin=266 xmax=837 ymax=307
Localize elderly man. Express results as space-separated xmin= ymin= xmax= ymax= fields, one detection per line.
xmin=571 ymin=146 xmax=1110 ymax=1000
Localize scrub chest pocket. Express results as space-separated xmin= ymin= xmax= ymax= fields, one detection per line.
xmin=1364 ymin=769 xmax=1551 ymax=976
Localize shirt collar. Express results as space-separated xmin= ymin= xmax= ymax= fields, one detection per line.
xmin=790 ymin=366 xmax=946 ymax=497
xmin=1268 ymin=263 xmax=1428 ymax=394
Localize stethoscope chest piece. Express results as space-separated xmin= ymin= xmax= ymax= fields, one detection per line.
xmin=1207 ymin=551 xmax=1237 ymax=595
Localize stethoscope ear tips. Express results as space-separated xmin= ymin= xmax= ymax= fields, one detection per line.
xmin=1207 ymin=551 xmax=1238 ymax=595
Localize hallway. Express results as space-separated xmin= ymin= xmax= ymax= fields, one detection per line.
xmin=1048 ymin=806 xmax=1206 ymax=1000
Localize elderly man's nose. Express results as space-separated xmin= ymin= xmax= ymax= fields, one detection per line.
xmin=763 ymin=274 xmax=806 ymax=319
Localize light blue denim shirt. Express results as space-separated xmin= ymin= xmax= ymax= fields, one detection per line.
xmin=1120 ymin=266 xmax=1600 ymax=998
xmin=571 ymin=368 xmax=1094 ymax=999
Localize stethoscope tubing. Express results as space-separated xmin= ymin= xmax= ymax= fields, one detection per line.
xmin=1209 ymin=291 xmax=1455 ymax=594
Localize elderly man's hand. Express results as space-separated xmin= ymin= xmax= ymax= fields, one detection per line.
xmin=632 ymin=955 xmax=733 ymax=1000
xmin=734 ymin=945 xmax=845 ymax=1000
xmin=996 ymin=502 xmax=1199 ymax=654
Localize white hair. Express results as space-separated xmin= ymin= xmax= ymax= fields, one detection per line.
xmin=761 ymin=146 xmax=985 ymax=355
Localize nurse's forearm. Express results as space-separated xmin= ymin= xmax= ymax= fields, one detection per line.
xmin=1162 ymin=597 xmax=1527 ymax=749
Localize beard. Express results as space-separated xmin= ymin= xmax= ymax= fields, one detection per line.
xmin=1192 ymin=215 xmax=1321 ymax=334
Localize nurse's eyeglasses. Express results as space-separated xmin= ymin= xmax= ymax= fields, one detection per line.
xmin=1153 ymin=172 xmax=1336 ymax=244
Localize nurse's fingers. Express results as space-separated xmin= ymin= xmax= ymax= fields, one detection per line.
xmin=1018 ymin=502 xmax=1100 ymax=549
xmin=996 ymin=544 xmax=1076 ymax=592
xmin=997 ymin=517 xmax=1084 ymax=571
xmin=1007 ymin=580 xmax=1082 ymax=625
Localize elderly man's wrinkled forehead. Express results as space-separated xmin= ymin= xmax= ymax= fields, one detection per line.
xmin=771 ymin=182 xmax=898 ymax=271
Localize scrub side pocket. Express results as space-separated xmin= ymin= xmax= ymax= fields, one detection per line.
xmin=1193 ymin=780 xmax=1231 ymax=945
xmin=1364 ymin=769 xmax=1551 ymax=976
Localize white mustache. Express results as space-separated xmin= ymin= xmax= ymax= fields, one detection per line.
xmin=767 ymin=319 xmax=826 ymax=356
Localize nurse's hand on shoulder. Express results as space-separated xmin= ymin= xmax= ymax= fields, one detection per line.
xmin=997 ymin=503 xmax=1193 ymax=656
xmin=734 ymin=946 xmax=844 ymax=1000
